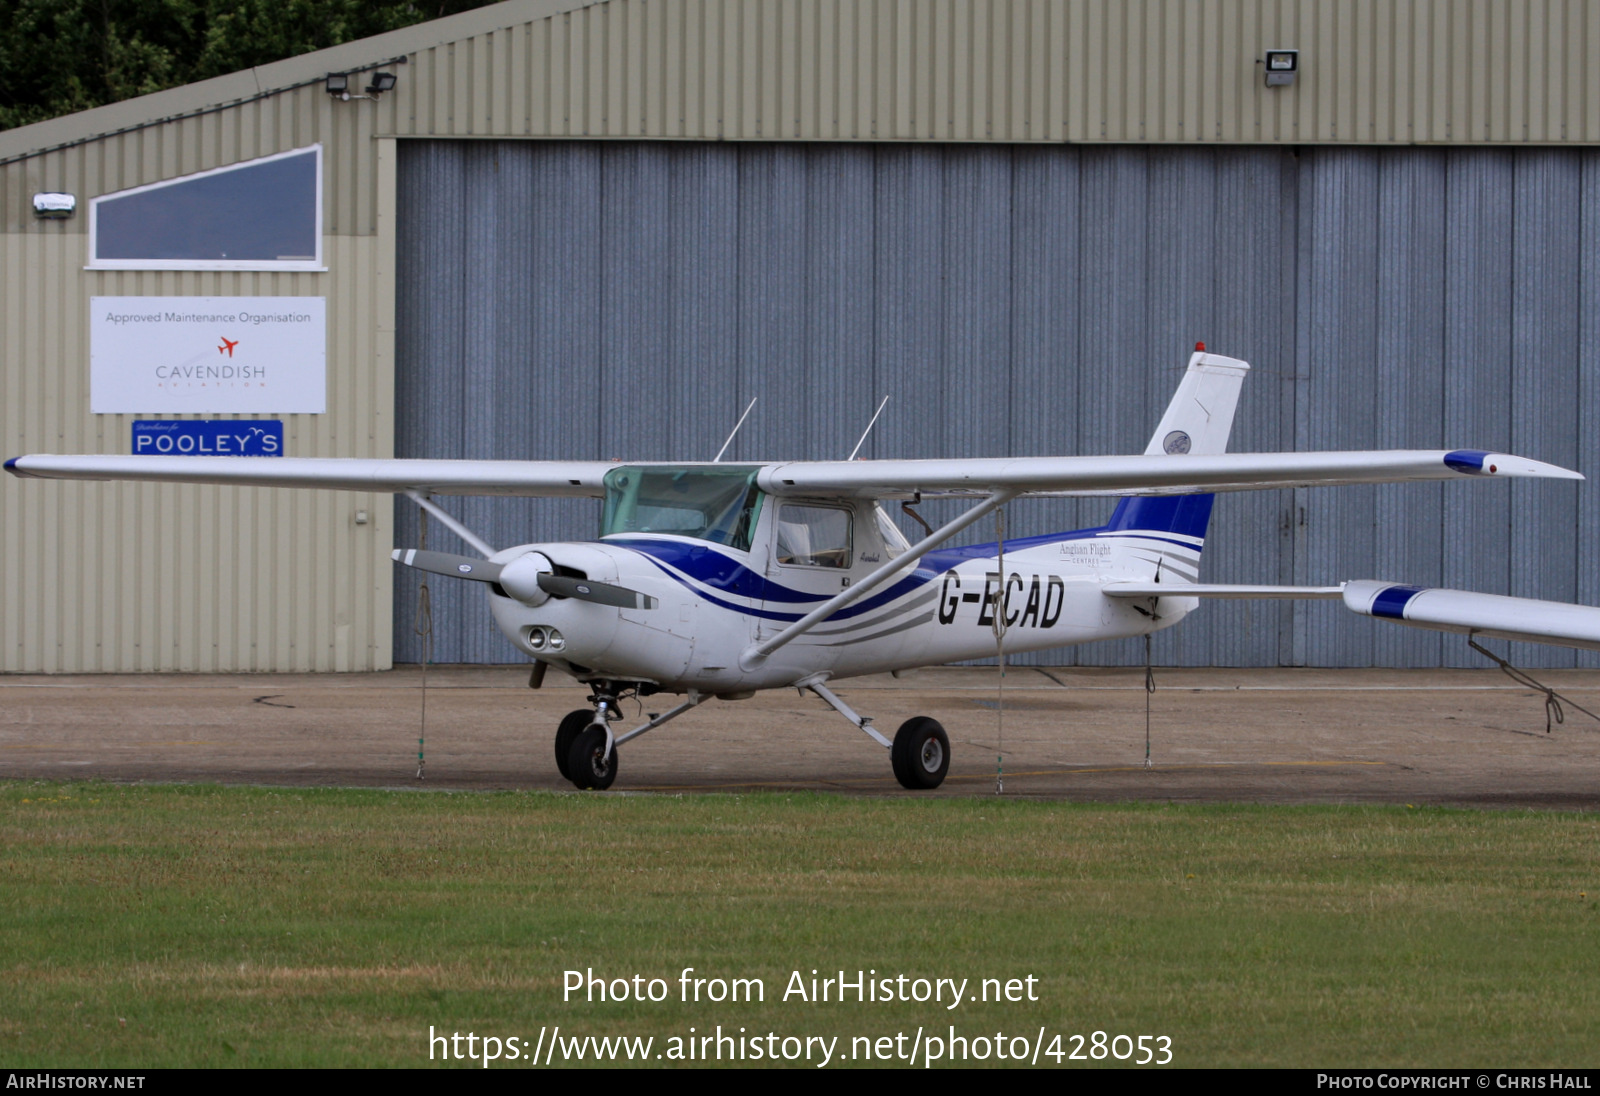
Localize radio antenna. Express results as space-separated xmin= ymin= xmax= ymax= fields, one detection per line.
xmin=712 ymin=398 xmax=758 ymax=462
xmin=846 ymin=396 xmax=890 ymax=460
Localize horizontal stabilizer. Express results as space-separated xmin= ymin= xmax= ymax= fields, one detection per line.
xmin=1343 ymin=580 xmax=1600 ymax=653
xmin=1102 ymin=582 xmax=1344 ymax=599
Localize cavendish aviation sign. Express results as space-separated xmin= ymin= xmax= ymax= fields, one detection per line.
xmin=91 ymin=297 xmax=326 ymax=414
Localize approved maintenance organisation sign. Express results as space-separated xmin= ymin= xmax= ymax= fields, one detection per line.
xmin=91 ymin=297 xmax=325 ymax=414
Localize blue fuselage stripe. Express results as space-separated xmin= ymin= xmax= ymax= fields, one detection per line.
xmin=610 ymin=490 xmax=1215 ymax=623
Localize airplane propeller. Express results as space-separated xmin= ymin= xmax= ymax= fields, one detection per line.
xmin=392 ymin=548 xmax=657 ymax=610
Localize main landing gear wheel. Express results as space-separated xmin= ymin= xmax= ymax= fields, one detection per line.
xmin=554 ymin=709 xmax=593 ymax=780
xmin=891 ymin=717 xmax=950 ymax=790
xmin=567 ymin=725 xmax=618 ymax=790
xmin=553 ymin=710 xmax=598 ymax=777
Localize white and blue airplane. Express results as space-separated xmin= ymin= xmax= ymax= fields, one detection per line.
xmin=10 ymin=348 xmax=1598 ymax=790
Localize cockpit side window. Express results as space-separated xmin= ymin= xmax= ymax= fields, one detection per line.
xmin=873 ymin=504 xmax=911 ymax=558
xmin=601 ymin=466 xmax=763 ymax=551
xmin=776 ymin=504 xmax=854 ymax=569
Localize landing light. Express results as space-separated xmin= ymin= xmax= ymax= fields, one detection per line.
xmin=527 ymin=627 xmax=547 ymax=651
xmin=546 ymin=630 xmax=566 ymax=653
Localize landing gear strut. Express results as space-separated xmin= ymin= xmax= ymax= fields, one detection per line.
xmin=557 ymin=684 xmax=706 ymax=790
xmin=802 ymin=676 xmax=951 ymax=790
xmin=563 ymin=688 xmax=621 ymax=790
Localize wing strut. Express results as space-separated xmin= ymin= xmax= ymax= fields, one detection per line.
xmin=739 ymin=489 xmax=1016 ymax=671
xmin=404 ymin=491 xmax=496 ymax=558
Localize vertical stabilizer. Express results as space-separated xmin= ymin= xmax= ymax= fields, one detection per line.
xmin=1100 ymin=349 xmax=1251 ymax=554
xmin=1142 ymin=350 xmax=1251 ymax=457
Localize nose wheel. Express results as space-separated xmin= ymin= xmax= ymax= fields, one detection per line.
xmin=566 ymin=725 xmax=618 ymax=790
xmin=891 ymin=717 xmax=950 ymax=790
xmin=558 ymin=692 xmax=622 ymax=790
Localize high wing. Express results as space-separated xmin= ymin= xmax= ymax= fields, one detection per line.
xmin=3 ymin=456 xmax=613 ymax=497
xmin=753 ymin=449 xmax=1578 ymax=498
xmin=3 ymin=448 xmax=1579 ymax=499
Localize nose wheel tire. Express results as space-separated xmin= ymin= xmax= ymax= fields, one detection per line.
xmin=891 ymin=716 xmax=950 ymax=790
xmin=567 ymin=725 xmax=618 ymax=790
xmin=554 ymin=709 xmax=594 ymax=780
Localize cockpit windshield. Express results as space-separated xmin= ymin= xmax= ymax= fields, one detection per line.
xmin=601 ymin=466 xmax=764 ymax=551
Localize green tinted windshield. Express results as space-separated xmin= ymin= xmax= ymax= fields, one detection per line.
xmin=601 ymin=466 xmax=764 ymax=551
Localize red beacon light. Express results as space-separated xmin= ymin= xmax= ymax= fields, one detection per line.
xmin=1195 ymin=341 xmax=1206 ymax=352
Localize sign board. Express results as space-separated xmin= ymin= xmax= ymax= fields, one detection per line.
xmin=132 ymin=420 xmax=283 ymax=457
xmin=91 ymin=296 xmax=326 ymax=414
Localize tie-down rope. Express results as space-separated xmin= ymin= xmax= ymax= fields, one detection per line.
xmin=414 ymin=506 xmax=433 ymax=779
xmin=992 ymin=506 xmax=1007 ymax=794
xmin=1467 ymin=637 xmax=1600 ymax=734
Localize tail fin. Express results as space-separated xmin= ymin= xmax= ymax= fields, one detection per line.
xmin=1102 ymin=349 xmax=1251 ymax=550
xmin=1142 ymin=348 xmax=1250 ymax=457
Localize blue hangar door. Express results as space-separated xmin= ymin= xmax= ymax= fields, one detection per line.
xmin=393 ymin=140 xmax=1600 ymax=670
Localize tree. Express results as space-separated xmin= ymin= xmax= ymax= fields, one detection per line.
xmin=0 ymin=0 xmax=499 ymax=130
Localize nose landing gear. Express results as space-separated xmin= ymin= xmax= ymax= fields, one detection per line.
xmin=562 ymin=689 xmax=621 ymax=790
xmin=556 ymin=683 xmax=704 ymax=790
xmin=567 ymin=724 xmax=618 ymax=790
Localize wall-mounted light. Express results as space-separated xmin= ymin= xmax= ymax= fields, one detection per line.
xmin=327 ymin=70 xmax=397 ymax=101
xmin=32 ymin=192 xmax=75 ymax=219
xmin=1263 ymin=49 xmax=1299 ymax=87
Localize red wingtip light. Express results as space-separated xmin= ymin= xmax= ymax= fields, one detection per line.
xmin=1195 ymin=341 xmax=1206 ymax=352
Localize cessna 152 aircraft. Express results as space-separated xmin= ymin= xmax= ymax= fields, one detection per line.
xmin=9 ymin=347 xmax=1599 ymax=791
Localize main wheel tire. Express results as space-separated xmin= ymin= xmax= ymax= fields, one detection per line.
xmin=891 ymin=716 xmax=950 ymax=790
xmin=554 ymin=710 xmax=593 ymax=780
xmin=566 ymin=725 xmax=618 ymax=790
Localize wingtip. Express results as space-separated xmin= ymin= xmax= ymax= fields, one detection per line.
xmin=4 ymin=457 xmax=27 ymax=478
xmin=1445 ymin=450 xmax=1584 ymax=480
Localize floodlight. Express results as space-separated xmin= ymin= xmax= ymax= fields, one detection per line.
xmin=1263 ymin=49 xmax=1298 ymax=87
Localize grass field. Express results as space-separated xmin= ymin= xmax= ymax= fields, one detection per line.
xmin=1 ymin=780 xmax=1597 ymax=1068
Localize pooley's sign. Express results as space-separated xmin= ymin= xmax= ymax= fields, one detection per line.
xmin=132 ymin=420 xmax=283 ymax=457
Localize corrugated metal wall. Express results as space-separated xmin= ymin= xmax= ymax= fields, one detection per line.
xmin=0 ymin=134 xmax=398 ymax=673
xmin=382 ymin=0 xmax=1600 ymax=146
xmin=5 ymin=0 xmax=1600 ymax=190
xmin=394 ymin=139 xmax=1600 ymax=668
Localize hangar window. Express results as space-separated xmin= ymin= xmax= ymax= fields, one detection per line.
xmin=88 ymin=145 xmax=323 ymax=271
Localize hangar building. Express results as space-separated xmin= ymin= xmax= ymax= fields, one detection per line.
xmin=2 ymin=0 xmax=1598 ymax=672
